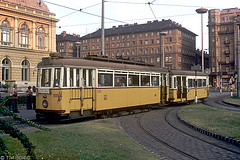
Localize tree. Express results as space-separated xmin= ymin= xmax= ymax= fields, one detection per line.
xmin=0 ymin=97 xmax=50 ymax=160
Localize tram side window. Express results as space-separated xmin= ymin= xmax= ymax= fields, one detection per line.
xmin=70 ymin=68 xmax=74 ymax=87
xmin=63 ymin=68 xmax=67 ymax=87
xmin=188 ymin=79 xmax=193 ymax=88
xmin=129 ymin=75 xmax=139 ymax=86
xmin=54 ymin=68 xmax=61 ymax=87
xmin=174 ymin=77 xmax=177 ymax=88
xmin=203 ymin=79 xmax=206 ymax=87
xmin=88 ymin=69 xmax=93 ymax=87
xmin=197 ymin=79 xmax=202 ymax=87
xmin=98 ymin=73 xmax=113 ymax=87
xmin=169 ymin=76 xmax=172 ymax=88
xmin=141 ymin=75 xmax=150 ymax=86
xmin=83 ymin=69 xmax=86 ymax=87
xmin=76 ymin=69 xmax=80 ymax=87
xmin=151 ymin=76 xmax=159 ymax=86
xmin=41 ymin=69 xmax=51 ymax=87
xmin=115 ymin=74 xmax=127 ymax=87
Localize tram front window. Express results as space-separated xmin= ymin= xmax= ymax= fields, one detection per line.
xmin=54 ymin=68 xmax=61 ymax=87
xmin=41 ymin=69 xmax=51 ymax=87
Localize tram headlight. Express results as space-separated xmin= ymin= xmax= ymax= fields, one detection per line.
xmin=42 ymin=100 xmax=48 ymax=108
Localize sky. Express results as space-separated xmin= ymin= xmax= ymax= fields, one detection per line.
xmin=42 ymin=0 xmax=239 ymax=51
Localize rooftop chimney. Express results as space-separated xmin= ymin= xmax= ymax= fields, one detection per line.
xmin=61 ymin=31 xmax=66 ymax=37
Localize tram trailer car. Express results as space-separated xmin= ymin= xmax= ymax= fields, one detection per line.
xmin=35 ymin=56 xmax=208 ymax=119
xmin=168 ymin=70 xmax=209 ymax=103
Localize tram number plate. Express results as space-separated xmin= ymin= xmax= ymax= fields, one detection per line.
xmin=38 ymin=88 xmax=50 ymax=94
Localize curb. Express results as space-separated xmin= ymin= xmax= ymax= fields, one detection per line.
xmin=177 ymin=113 xmax=240 ymax=146
xmin=222 ymin=100 xmax=240 ymax=108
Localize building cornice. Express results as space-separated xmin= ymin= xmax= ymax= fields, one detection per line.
xmin=0 ymin=3 xmax=59 ymax=22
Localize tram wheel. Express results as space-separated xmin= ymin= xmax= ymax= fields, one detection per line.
xmin=36 ymin=113 xmax=41 ymax=120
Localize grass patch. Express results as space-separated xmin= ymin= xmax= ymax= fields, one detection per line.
xmin=224 ymin=97 xmax=240 ymax=106
xmin=179 ymin=104 xmax=240 ymax=139
xmin=1 ymin=119 xmax=160 ymax=160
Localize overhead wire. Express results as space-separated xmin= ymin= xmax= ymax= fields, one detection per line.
xmin=106 ymin=1 xmax=215 ymax=9
xmin=42 ymin=0 xmax=127 ymax=24
xmin=147 ymin=1 xmax=157 ymax=20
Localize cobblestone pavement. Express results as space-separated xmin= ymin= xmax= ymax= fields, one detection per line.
xmin=117 ymin=106 xmax=240 ymax=160
xmin=204 ymin=92 xmax=240 ymax=112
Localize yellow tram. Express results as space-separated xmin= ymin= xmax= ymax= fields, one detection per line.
xmin=35 ymin=56 xmax=208 ymax=119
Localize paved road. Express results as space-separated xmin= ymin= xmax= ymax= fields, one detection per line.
xmin=117 ymin=107 xmax=240 ymax=160
xmin=117 ymin=92 xmax=240 ymax=160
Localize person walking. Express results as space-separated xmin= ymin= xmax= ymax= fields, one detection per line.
xmin=26 ymin=86 xmax=32 ymax=110
xmin=12 ymin=84 xmax=19 ymax=113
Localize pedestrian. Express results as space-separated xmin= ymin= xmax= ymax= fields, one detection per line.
xmin=26 ymin=86 xmax=32 ymax=110
xmin=12 ymin=84 xmax=19 ymax=113
xmin=32 ymin=86 xmax=36 ymax=109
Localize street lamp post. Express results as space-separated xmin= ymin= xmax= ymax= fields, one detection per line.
xmin=196 ymin=8 xmax=208 ymax=73
xmin=191 ymin=65 xmax=202 ymax=103
xmin=237 ymin=15 xmax=240 ymax=98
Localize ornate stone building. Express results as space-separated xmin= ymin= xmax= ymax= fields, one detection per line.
xmin=208 ymin=8 xmax=240 ymax=88
xmin=0 ymin=0 xmax=58 ymax=87
xmin=79 ymin=19 xmax=197 ymax=71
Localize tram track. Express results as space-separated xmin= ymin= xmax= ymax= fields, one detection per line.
xmin=165 ymin=107 xmax=240 ymax=155
xmin=118 ymin=105 xmax=240 ymax=160
xmin=203 ymin=93 xmax=240 ymax=112
xmin=137 ymin=110 xmax=198 ymax=160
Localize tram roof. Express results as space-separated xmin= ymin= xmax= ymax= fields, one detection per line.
xmin=169 ymin=70 xmax=208 ymax=76
xmin=38 ymin=56 xmax=168 ymax=73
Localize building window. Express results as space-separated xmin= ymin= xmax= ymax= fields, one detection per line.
xmin=145 ymin=33 xmax=148 ymax=37
xmin=37 ymin=27 xmax=45 ymax=49
xmin=1 ymin=20 xmax=10 ymax=45
xmin=22 ymin=60 xmax=29 ymax=81
xmin=20 ymin=23 xmax=28 ymax=47
xmin=2 ymin=58 xmax=10 ymax=80
xmin=145 ymin=40 xmax=148 ymax=45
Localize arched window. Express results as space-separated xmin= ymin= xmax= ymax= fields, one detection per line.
xmin=1 ymin=20 xmax=10 ymax=44
xmin=2 ymin=58 xmax=10 ymax=80
xmin=38 ymin=27 xmax=45 ymax=49
xmin=22 ymin=60 xmax=29 ymax=81
xmin=20 ymin=23 xmax=28 ymax=47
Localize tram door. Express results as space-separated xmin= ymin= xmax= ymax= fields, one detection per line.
xmin=161 ymin=74 xmax=167 ymax=103
xmin=177 ymin=76 xmax=181 ymax=99
xmin=182 ymin=77 xmax=187 ymax=99
xmin=71 ymin=68 xmax=94 ymax=115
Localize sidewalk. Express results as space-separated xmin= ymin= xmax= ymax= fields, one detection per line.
xmin=18 ymin=106 xmax=36 ymax=120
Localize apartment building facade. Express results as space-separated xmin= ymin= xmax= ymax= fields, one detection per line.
xmin=0 ymin=0 xmax=58 ymax=87
xmin=56 ymin=31 xmax=81 ymax=57
xmin=208 ymin=8 xmax=240 ymax=88
xmin=80 ymin=19 xmax=197 ymax=71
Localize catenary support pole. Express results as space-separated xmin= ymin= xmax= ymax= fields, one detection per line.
xmin=237 ymin=24 xmax=240 ymax=98
xmin=101 ymin=0 xmax=105 ymax=56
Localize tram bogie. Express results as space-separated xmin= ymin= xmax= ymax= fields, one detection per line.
xmin=35 ymin=56 xmax=209 ymax=119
